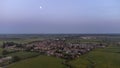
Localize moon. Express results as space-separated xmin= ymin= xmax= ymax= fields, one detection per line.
xmin=40 ymin=6 xmax=42 ymax=9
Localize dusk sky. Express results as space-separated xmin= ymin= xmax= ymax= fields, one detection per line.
xmin=0 ymin=0 xmax=120 ymax=34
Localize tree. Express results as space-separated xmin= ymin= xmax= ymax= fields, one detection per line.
xmin=2 ymin=50 xmax=9 ymax=55
xmin=11 ymin=56 xmax=21 ymax=62
xmin=2 ymin=42 xmax=6 ymax=48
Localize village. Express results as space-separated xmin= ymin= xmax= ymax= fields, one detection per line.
xmin=0 ymin=35 xmax=119 ymax=68
xmin=1 ymin=38 xmax=107 ymax=60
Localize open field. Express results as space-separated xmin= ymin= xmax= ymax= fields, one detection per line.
xmin=7 ymin=51 xmax=39 ymax=59
xmin=7 ymin=45 xmax=120 ymax=68
xmin=0 ymin=48 xmax=3 ymax=56
xmin=0 ymin=38 xmax=44 ymax=45
xmin=68 ymin=45 xmax=120 ymax=68
xmin=7 ymin=55 xmax=67 ymax=68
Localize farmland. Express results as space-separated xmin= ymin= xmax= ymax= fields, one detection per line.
xmin=7 ymin=45 xmax=120 ymax=68
xmin=8 ymin=55 xmax=67 ymax=68
xmin=0 ymin=38 xmax=44 ymax=45
xmin=68 ymin=45 xmax=120 ymax=68
xmin=6 ymin=51 xmax=39 ymax=59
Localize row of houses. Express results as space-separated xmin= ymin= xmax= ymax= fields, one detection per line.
xmin=0 ymin=56 xmax=12 ymax=67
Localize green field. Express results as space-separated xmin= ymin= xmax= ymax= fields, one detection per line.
xmin=7 ymin=51 xmax=39 ymax=59
xmin=0 ymin=48 xmax=3 ymax=55
xmin=0 ymin=41 xmax=3 ymax=45
xmin=7 ymin=45 xmax=120 ymax=68
xmin=68 ymin=45 xmax=120 ymax=68
xmin=0 ymin=38 xmax=44 ymax=45
xmin=7 ymin=55 xmax=67 ymax=68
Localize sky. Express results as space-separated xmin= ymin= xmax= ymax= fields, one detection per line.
xmin=0 ymin=0 xmax=120 ymax=34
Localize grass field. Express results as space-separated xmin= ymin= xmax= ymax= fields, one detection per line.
xmin=7 ymin=55 xmax=67 ymax=68
xmin=0 ymin=38 xmax=44 ymax=45
xmin=0 ymin=48 xmax=3 ymax=56
xmin=7 ymin=51 xmax=39 ymax=59
xmin=0 ymin=41 xmax=3 ymax=45
xmin=68 ymin=45 xmax=120 ymax=68
xmin=65 ymin=39 xmax=105 ymax=45
xmin=7 ymin=45 xmax=120 ymax=68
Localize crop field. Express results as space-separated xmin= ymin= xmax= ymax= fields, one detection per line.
xmin=68 ymin=45 xmax=120 ymax=68
xmin=7 ymin=55 xmax=67 ymax=68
